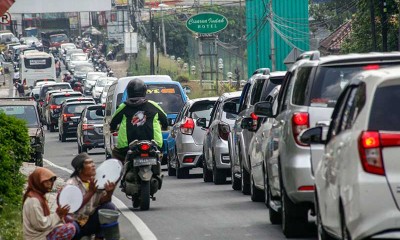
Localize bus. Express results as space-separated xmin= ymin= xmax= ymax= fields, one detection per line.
xmin=20 ymin=52 xmax=56 ymax=88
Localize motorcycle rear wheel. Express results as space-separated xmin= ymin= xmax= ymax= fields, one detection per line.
xmin=140 ymin=181 xmax=151 ymax=211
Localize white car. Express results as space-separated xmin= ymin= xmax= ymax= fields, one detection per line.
xmin=100 ymin=82 xmax=113 ymax=104
xmin=92 ymin=77 xmax=117 ymax=102
xmin=84 ymin=72 xmax=107 ymax=95
xmin=67 ymin=53 xmax=89 ymax=71
xmin=299 ymin=67 xmax=400 ymax=240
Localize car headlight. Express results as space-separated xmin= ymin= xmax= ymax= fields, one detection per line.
xmin=30 ymin=137 xmax=36 ymax=144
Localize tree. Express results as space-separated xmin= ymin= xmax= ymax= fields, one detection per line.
xmin=309 ymin=0 xmax=356 ymax=31
xmin=341 ymin=0 xmax=400 ymax=53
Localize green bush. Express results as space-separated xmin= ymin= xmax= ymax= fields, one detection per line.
xmin=0 ymin=112 xmax=30 ymax=240
xmin=176 ymin=75 xmax=189 ymax=83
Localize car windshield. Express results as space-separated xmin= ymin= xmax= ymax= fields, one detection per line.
xmin=53 ymin=95 xmax=82 ymax=105
xmin=75 ymin=65 xmax=93 ymax=72
xmin=189 ymin=102 xmax=215 ymax=120
xmin=71 ymin=54 xmax=87 ymax=61
xmin=146 ymin=84 xmax=184 ymax=113
xmin=96 ymin=79 xmax=114 ymax=87
xmin=65 ymin=103 xmax=93 ymax=114
xmin=0 ymin=105 xmax=39 ymax=127
xmin=40 ymin=85 xmax=71 ymax=99
xmin=50 ymin=34 xmax=68 ymax=43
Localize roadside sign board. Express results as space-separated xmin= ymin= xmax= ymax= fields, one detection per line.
xmin=186 ymin=12 xmax=228 ymax=34
xmin=0 ymin=12 xmax=11 ymax=25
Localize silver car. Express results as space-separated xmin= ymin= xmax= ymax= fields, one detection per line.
xmin=300 ymin=67 xmax=400 ymax=240
xmin=262 ymin=51 xmax=400 ymax=237
xmin=168 ymin=97 xmax=218 ymax=179
xmin=202 ymin=91 xmax=241 ymax=184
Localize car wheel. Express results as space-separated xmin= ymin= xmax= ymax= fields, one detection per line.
xmin=176 ymin=158 xmax=189 ymax=179
xmin=282 ymin=188 xmax=308 ymax=238
xmin=231 ymin=161 xmax=241 ymax=190
xmin=49 ymin=123 xmax=55 ymax=132
xmin=213 ymin=160 xmax=226 ymax=185
xmin=58 ymin=133 xmax=61 ymax=141
xmin=268 ymin=187 xmax=282 ymax=224
xmin=81 ymin=145 xmax=88 ymax=153
xmin=202 ymin=155 xmax=213 ymax=182
xmin=340 ymin=204 xmax=351 ymax=240
xmin=35 ymin=152 xmax=43 ymax=167
xmin=250 ymin=174 xmax=264 ymax=202
xmin=61 ymin=132 xmax=66 ymax=142
xmin=168 ymin=157 xmax=176 ymax=176
xmin=77 ymin=143 xmax=82 ymax=153
xmin=316 ymin=192 xmax=335 ymax=240
xmin=241 ymin=164 xmax=250 ymax=195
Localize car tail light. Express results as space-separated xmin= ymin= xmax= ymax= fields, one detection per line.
xmin=112 ymin=132 xmax=118 ymax=137
xmin=140 ymin=143 xmax=150 ymax=151
xmin=180 ymin=117 xmax=194 ymax=135
xmin=358 ymin=131 xmax=385 ymax=176
xmin=363 ymin=65 xmax=380 ymax=70
xmin=50 ymin=104 xmax=60 ymax=110
xmin=65 ymin=93 xmax=71 ymax=96
xmin=183 ymin=156 xmax=195 ymax=163
xmin=298 ymin=185 xmax=315 ymax=191
xmin=39 ymin=101 xmax=44 ymax=106
xmin=82 ymin=124 xmax=94 ymax=131
xmin=218 ymin=122 xmax=230 ymax=141
xmin=63 ymin=113 xmax=74 ymax=122
xmin=292 ymin=112 xmax=309 ymax=146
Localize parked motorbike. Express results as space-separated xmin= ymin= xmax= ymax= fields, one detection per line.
xmin=122 ymin=140 xmax=163 ymax=210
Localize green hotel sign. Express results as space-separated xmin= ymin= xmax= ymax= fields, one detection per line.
xmin=186 ymin=12 xmax=228 ymax=34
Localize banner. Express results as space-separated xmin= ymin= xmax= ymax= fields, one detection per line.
xmin=9 ymin=0 xmax=111 ymax=13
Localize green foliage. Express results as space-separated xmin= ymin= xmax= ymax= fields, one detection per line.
xmin=0 ymin=201 xmax=23 ymax=240
xmin=0 ymin=112 xmax=29 ymax=240
xmin=309 ymin=0 xmax=356 ymax=31
xmin=341 ymin=0 xmax=400 ymax=53
xmin=176 ymin=75 xmax=189 ymax=83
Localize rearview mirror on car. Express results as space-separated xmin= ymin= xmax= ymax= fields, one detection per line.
xmin=196 ymin=118 xmax=207 ymax=128
xmin=168 ymin=118 xmax=175 ymax=126
xmin=95 ymin=108 xmax=104 ymax=117
xmin=298 ymin=126 xmax=326 ymax=145
xmin=223 ymin=101 xmax=238 ymax=115
xmin=254 ymin=101 xmax=274 ymax=118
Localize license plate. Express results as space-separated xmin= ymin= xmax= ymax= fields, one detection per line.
xmin=133 ymin=157 xmax=157 ymax=167
xmin=69 ymin=122 xmax=73 ymax=125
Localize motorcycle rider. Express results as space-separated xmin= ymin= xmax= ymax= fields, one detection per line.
xmin=110 ymin=78 xmax=168 ymax=161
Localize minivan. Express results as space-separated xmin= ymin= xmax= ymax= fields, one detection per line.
xmin=103 ymin=75 xmax=188 ymax=162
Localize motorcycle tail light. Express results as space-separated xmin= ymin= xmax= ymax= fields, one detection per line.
xmin=140 ymin=143 xmax=150 ymax=151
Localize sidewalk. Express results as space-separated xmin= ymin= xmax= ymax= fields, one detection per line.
xmin=0 ymin=72 xmax=13 ymax=98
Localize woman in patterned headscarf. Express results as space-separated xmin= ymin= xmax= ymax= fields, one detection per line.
xmin=23 ymin=167 xmax=77 ymax=240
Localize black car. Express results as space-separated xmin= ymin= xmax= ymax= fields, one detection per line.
xmin=45 ymin=91 xmax=83 ymax=132
xmin=58 ymin=101 xmax=94 ymax=142
xmin=77 ymin=105 xmax=104 ymax=153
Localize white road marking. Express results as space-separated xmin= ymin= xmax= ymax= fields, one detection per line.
xmin=43 ymin=159 xmax=157 ymax=240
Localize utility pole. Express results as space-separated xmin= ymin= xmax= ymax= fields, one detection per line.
xmin=150 ymin=10 xmax=155 ymax=75
xmin=159 ymin=2 xmax=167 ymax=56
xmin=370 ymin=0 xmax=377 ymax=51
xmin=380 ymin=0 xmax=388 ymax=51
xmin=269 ymin=0 xmax=276 ymax=71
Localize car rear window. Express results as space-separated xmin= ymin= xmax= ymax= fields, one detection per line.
xmin=310 ymin=64 xmax=396 ymax=108
xmin=369 ymin=85 xmax=400 ymax=131
xmin=0 ymin=105 xmax=38 ymax=127
xmin=53 ymin=94 xmax=82 ymax=105
xmin=86 ymin=108 xmax=104 ymax=122
xmin=65 ymin=103 xmax=93 ymax=114
xmin=222 ymin=98 xmax=240 ymax=121
xmin=189 ymin=101 xmax=216 ymax=120
xmin=41 ymin=84 xmax=71 ymax=99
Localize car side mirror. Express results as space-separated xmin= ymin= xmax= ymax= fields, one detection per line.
xmin=196 ymin=118 xmax=207 ymax=128
xmin=223 ymin=101 xmax=238 ymax=115
xmin=96 ymin=108 xmax=104 ymax=117
xmin=254 ymin=101 xmax=274 ymax=118
xmin=298 ymin=126 xmax=326 ymax=145
xmin=240 ymin=117 xmax=257 ymax=131
xmin=168 ymin=118 xmax=175 ymax=126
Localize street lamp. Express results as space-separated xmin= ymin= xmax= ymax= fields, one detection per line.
xmin=227 ymin=71 xmax=233 ymax=85
xmin=191 ymin=65 xmax=196 ymax=76
xmin=218 ymin=63 xmax=224 ymax=81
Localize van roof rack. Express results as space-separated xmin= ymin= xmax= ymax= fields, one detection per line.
xmin=296 ymin=51 xmax=320 ymax=61
xmin=252 ymin=68 xmax=270 ymax=76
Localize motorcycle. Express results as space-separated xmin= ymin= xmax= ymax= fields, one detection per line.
xmin=122 ymin=140 xmax=163 ymax=210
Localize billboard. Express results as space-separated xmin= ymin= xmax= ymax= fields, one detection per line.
xmin=9 ymin=0 xmax=111 ymax=13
